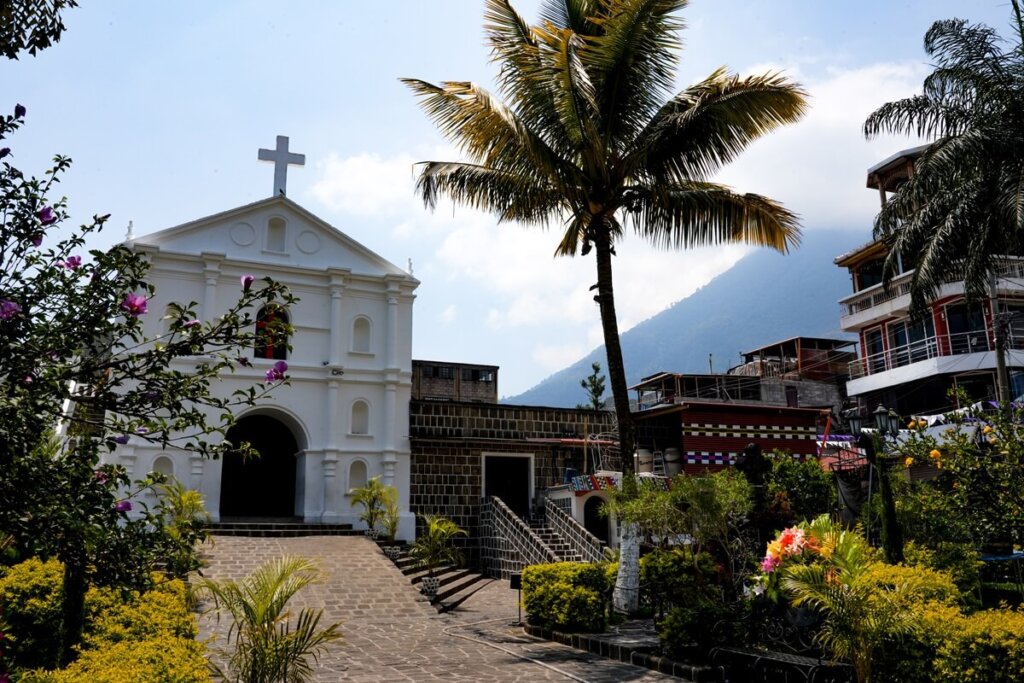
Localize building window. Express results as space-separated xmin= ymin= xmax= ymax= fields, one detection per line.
xmin=351 ymin=317 xmax=371 ymax=353
xmin=255 ymin=306 xmax=289 ymax=360
xmin=351 ymin=400 xmax=370 ymax=435
xmin=349 ymin=460 xmax=367 ymax=491
xmin=864 ymin=328 xmax=885 ymax=375
xmin=437 ymin=366 xmax=453 ymax=379
xmin=460 ymin=368 xmax=494 ymax=382
xmin=266 ymin=217 xmax=286 ymax=252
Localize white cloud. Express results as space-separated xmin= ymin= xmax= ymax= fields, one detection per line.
xmin=310 ymin=152 xmax=419 ymax=216
xmin=440 ymin=304 xmax=457 ymax=325
xmin=533 ymin=342 xmax=589 ymax=372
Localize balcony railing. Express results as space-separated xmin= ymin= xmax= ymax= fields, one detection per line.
xmin=847 ymin=330 xmax=1024 ymax=379
xmin=840 ymin=257 xmax=1024 ymax=318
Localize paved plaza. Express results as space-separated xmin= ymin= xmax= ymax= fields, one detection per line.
xmin=197 ymin=536 xmax=681 ymax=682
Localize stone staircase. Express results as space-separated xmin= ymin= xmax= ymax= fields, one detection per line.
xmin=391 ymin=550 xmax=493 ymax=613
xmin=528 ymin=518 xmax=584 ymax=563
xmin=207 ymin=519 xmax=359 ymax=537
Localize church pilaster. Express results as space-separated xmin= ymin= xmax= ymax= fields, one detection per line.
xmin=201 ymin=254 xmax=223 ymax=322
xmin=327 ymin=270 xmax=347 ymax=366
xmin=326 ymin=380 xmax=340 ymax=450
xmin=321 ymin=451 xmax=339 ymax=522
xmin=385 ymin=283 xmax=399 ymax=370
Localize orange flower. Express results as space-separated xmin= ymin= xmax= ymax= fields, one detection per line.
xmin=905 ymin=456 xmax=915 ymax=467
xmin=929 ymin=449 xmax=942 ymax=460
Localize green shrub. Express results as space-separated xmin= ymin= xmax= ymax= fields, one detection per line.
xmin=522 ymin=562 xmax=611 ymax=632
xmin=640 ymin=548 xmax=719 ymax=607
xmin=25 ymin=637 xmax=210 ymax=683
xmin=0 ymin=557 xmax=64 ymax=670
xmin=861 ymin=561 xmax=961 ymax=607
xmin=903 ymin=541 xmax=981 ymax=603
xmin=933 ymin=607 xmax=1024 ymax=683
xmin=765 ymin=451 xmax=835 ymax=521
xmin=82 ymin=579 xmax=197 ymax=649
xmin=659 ymin=595 xmax=730 ymax=655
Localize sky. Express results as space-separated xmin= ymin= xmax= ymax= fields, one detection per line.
xmin=2 ymin=1 xmax=1014 ymax=397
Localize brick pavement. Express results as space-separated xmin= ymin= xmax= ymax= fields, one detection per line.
xmin=197 ymin=535 xmax=682 ymax=682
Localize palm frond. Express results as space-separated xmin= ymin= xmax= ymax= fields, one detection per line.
xmin=627 ymin=68 xmax=806 ymax=182
xmin=625 ymin=182 xmax=801 ymax=253
xmin=587 ymin=0 xmax=688 ymax=149
xmin=539 ymin=0 xmax=603 ymax=34
xmin=413 ymin=161 xmax=565 ymax=224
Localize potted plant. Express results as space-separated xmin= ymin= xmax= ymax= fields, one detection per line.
xmin=351 ymin=476 xmax=389 ymax=539
xmin=409 ymin=514 xmax=466 ymax=598
xmin=380 ymin=490 xmax=403 ymax=561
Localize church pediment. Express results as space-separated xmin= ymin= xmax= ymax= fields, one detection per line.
xmin=131 ymin=196 xmax=411 ymax=279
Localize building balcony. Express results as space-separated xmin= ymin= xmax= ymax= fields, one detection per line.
xmin=839 ymin=257 xmax=1024 ymax=331
xmin=846 ymin=329 xmax=1024 ymax=396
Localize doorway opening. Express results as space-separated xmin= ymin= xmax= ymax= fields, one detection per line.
xmin=220 ymin=414 xmax=299 ymax=518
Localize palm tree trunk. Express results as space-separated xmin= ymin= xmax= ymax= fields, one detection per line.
xmin=593 ymin=228 xmax=640 ymax=614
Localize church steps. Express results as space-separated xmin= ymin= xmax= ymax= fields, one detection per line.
xmin=206 ymin=521 xmax=357 ymax=537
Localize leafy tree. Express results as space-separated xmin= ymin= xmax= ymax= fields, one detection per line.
xmin=577 ymin=361 xmax=606 ymax=410
xmin=200 ymin=556 xmax=342 ymax=683
xmin=404 ymin=0 xmax=804 ymax=613
xmin=864 ymin=1 xmax=1024 ymax=314
xmin=0 ymin=108 xmax=294 ymax=661
xmin=0 ymin=0 xmax=78 ymax=60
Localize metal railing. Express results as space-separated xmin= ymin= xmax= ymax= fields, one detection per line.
xmin=846 ymin=330 xmax=1024 ymax=378
xmin=840 ymin=257 xmax=1024 ymax=318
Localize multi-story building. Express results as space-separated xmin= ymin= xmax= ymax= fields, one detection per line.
xmin=837 ymin=146 xmax=1024 ymax=416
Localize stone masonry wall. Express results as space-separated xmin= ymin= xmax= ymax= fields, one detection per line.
xmin=409 ymin=401 xmax=615 ymax=567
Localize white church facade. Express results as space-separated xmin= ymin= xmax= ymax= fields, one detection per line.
xmin=111 ymin=138 xmax=419 ymax=539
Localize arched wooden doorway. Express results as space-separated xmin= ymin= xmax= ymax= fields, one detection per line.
xmin=220 ymin=414 xmax=299 ymax=518
xmin=583 ymin=496 xmax=609 ymax=544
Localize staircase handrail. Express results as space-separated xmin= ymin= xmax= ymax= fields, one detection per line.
xmin=544 ymin=498 xmax=612 ymax=563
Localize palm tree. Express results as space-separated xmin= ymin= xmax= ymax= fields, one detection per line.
xmin=864 ymin=1 xmax=1024 ymax=403
xmin=200 ymin=555 xmax=343 ymax=683
xmin=404 ymin=0 xmax=805 ymax=612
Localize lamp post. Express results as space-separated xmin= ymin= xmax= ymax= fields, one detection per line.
xmin=845 ymin=405 xmax=905 ymax=564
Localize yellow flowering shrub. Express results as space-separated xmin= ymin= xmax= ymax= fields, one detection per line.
xmin=25 ymin=637 xmax=210 ymax=683
xmin=522 ymin=562 xmax=610 ymax=632
xmin=82 ymin=578 xmax=197 ymax=648
xmin=0 ymin=557 xmax=65 ymax=669
xmin=932 ymin=607 xmax=1024 ymax=683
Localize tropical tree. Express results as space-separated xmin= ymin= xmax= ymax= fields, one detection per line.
xmin=200 ymin=555 xmax=342 ymax=683
xmin=404 ymin=0 xmax=805 ymax=611
xmin=577 ymin=361 xmax=607 ymax=410
xmin=408 ymin=514 xmax=466 ymax=578
xmin=864 ymin=1 xmax=1024 ymax=402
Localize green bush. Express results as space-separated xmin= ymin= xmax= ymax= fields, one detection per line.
xmin=0 ymin=557 xmax=64 ymax=670
xmin=765 ymin=452 xmax=835 ymax=521
xmin=0 ymin=558 xmax=207 ymax=682
xmin=640 ymin=548 xmax=719 ymax=607
xmin=903 ymin=541 xmax=981 ymax=603
xmin=522 ymin=562 xmax=611 ymax=632
xmin=659 ymin=595 xmax=730 ymax=655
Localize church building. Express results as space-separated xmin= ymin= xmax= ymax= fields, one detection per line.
xmin=112 ymin=137 xmax=419 ymax=539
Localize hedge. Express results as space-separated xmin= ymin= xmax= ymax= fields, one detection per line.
xmin=521 ymin=562 xmax=611 ymax=632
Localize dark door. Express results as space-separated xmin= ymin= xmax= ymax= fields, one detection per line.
xmin=484 ymin=455 xmax=530 ymax=518
xmin=220 ymin=415 xmax=298 ymax=518
xmin=583 ymin=496 xmax=609 ymax=543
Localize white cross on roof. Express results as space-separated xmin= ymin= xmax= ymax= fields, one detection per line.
xmin=257 ymin=135 xmax=305 ymax=196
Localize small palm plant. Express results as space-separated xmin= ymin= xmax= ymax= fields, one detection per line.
xmin=409 ymin=515 xmax=466 ymax=597
xmin=350 ymin=476 xmax=391 ymax=537
xmin=780 ymin=517 xmax=915 ymax=683
xmin=200 ymin=555 xmax=342 ymax=683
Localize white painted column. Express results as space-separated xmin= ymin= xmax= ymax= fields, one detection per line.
xmin=326 ymin=380 xmax=340 ymax=450
xmin=202 ymin=257 xmax=221 ymax=322
xmin=386 ymin=288 xmax=399 ymax=370
xmin=322 ymin=453 xmax=339 ymax=522
xmin=328 ymin=272 xmax=346 ymax=366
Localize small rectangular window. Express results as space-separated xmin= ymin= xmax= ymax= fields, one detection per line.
xmin=438 ymin=366 xmax=453 ymax=379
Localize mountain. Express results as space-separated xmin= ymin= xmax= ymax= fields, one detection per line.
xmin=503 ymin=229 xmax=863 ymax=407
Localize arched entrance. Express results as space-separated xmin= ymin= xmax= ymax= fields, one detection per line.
xmin=220 ymin=414 xmax=299 ymax=518
xmin=583 ymin=496 xmax=609 ymax=544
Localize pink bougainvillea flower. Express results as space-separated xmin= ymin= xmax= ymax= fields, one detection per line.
xmin=241 ymin=274 xmax=255 ymax=292
xmin=0 ymin=299 xmax=21 ymax=320
xmin=115 ymin=500 xmax=132 ymax=513
xmin=265 ymin=360 xmax=288 ymax=383
xmin=761 ymin=553 xmax=781 ymax=573
xmin=60 ymin=255 xmax=82 ymax=270
xmin=14 ymin=103 xmax=26 ymax=118
xmin=121 ymin=292 xmax=148 ymax=317
xmin=37 ymin=206 xmax=56 ymax=225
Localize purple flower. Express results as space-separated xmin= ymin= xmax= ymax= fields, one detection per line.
xmin=0 ymin=147 xmax=9 ymax=159
xmin=37 ymin=206 xmax=56 ymax=226
xmin=136 ymin=426 xmax=149 ymax=435
xmin=14 ymin=103 xmax=25 ymax=118
xmin=29 ymin=233 xmax=42 ymax=247
xmin=95 ymin=470 xmax=109 ymax=484
xmin=265 ymin=359 xmax=288 ymax=383
xmin=121 ymin=292 xmax=148 ymax=317
xmin=241 ymin=274 xmax=255 ymax=292
xmin=114 ymin=435 xmax=130 ymax=445
xmin=237 ymin=356 xmax=252 ymax=367
xmin=60 ymin=255 xmax=82 ymax=270
xmin=0 ymin=299 xmax=21 ymax=320
xmin=21 ymin=374 xmax=33 ymax=385
xmin=183 ymin=319 xmax=201 ymax=329
xmin=115 ymin=500 xmax=132 ymax=513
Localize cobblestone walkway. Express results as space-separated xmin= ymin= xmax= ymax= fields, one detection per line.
xmin=197 ymin=536 xmax=681 ymax=682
